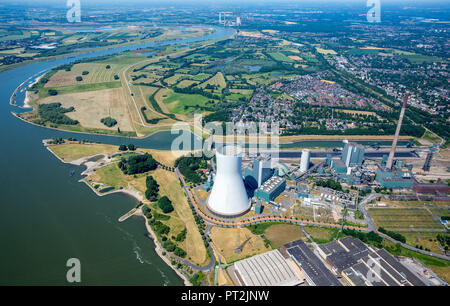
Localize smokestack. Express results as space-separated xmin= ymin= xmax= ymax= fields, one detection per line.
xmin=386 ymin=93 xmax=408 ymax=170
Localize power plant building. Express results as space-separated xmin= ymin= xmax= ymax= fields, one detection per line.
xmin=376 ymin=161 xmax=415 ymax=189
xmin=243 ymin=156 xmax=274 ymax=190
xmin=254 ymin=176 xmax=286 ymax=202
xmin=341 ymin=140 xmax=365 ymax=167
xmin=207 ymin=145 xmax=250 ymax=217
xmin=300 ymin=149 xmax=311 ymax=172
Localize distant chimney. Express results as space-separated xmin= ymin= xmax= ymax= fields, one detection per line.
xmin=386 ymin=93 xmax=408 ymax=170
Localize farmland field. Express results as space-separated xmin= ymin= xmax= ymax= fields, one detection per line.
xmin=38 ymin=88 xmax=134 ymax=132
xmin=369 ymin=208 xmax=444 ymax=230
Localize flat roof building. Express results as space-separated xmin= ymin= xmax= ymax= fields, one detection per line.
xmin=284 ymin=240 xmax=342 ymax=286
xmin=232 ymin=249 xmax=303 ymax=286
xmin=254 ymin=176 xmax=286 ymax=202
xmin=318 ymin=237 xmax=426 ymax=286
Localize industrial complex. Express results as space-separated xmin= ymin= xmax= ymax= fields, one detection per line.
xmin=174 ymin=92 xmax=450 ymax=287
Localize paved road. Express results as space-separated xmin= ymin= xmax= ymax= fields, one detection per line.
xmin=358 ymin=193 xmax=382 ymax=232
xmin=175 ymin=168 xmax=216 ymax=272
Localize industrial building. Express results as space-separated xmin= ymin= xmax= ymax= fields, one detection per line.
xmin=376 ymin=160 xmax=415 ymax=189
xmin=254 ymin=176 xmax=286 ymax=202
xmin=207 ymin=145 xmax=250 ymax=217
xmin=318 ymin=237 xmax=426 ymax=286
xmin=331 ymin=159 xmax=348 ymax=174
xmin=243 ymin=156 xmax=274 ymax=190
xmin=413 ymin=179 xmax=450 ymax=194
xmin=283 ymin=240 xmax=342 ymax=286
xmin=300 ymin=149 xmax=311 ymax=172
xmin=230 ymin=249 xmax=304 ymax=286
xmin=375 ymin=93 xmax=416 ymax=189
xmin=296 ymin=183 xmax=310 ymax=198
xmin=342 ymin=140 xmax=365 ymax=167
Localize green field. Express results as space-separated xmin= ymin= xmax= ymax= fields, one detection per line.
xmin=163 ymin=90 xmax=212 ymax=116
xmin=369 ymin=208 xmax=444 ymax=230
xmin=268 ymin=52 xmax=294 ymax=62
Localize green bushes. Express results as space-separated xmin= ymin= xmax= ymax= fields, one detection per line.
xmin=158 ymin=196 xmax=174 ymax=213
xmin=118 ymin=144 xmax=127 ymax=151
xmin=38 ymin=103 xmax=78 ymax=125
xmin=48 ymin=89 xmax=58 ymax=96
xmin=82 ymin=71 xmax=89 ymax=75
xmin=145 ymin=176 xmax=159 ymax=201
xmin=342 ymin=229 xmax=383 ymax=247
xmin=75 ymin=76 xmax=83 ymax=82
xmin=378 ymin=227 xmax=406 ymax=243
xmin=174 ymin=247 xmax=187 ymax=258
xmin=142 ymin=205 xmax=152 ymax=219
xmin=175 ymin=228 xmax=187 ymax=242
xmin=163 ymin=240 xmax=176 ymax=252
xmin=100 ymin=117 xmax=117 ymax=127
xmin=118 ymin=153 xmax=157 ymax=175
xmin=175 ymin=156 xmax=209 ymax=184
xmin=190 ymin=272 xmax=204 ymax=286
xmin=149 ymin=219 xmax=170 ymax=235
xmin=316 ymin=179 xmax=343 ymax=192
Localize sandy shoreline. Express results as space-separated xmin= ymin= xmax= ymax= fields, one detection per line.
xmin=44 ymin=143 xmax=192 ymax=286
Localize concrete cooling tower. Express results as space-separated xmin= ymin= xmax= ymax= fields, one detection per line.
xmin=207 ymin=145 xmax=250 ymax=218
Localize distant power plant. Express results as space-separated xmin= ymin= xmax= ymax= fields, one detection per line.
xmin=207 ymin=145 xmax=250 ymax=217
xmin=300 ymin=149 xmax=310 ymax=172
xmin=218 ymin=12 xmax=241 ymax=26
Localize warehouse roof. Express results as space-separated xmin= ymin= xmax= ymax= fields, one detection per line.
xmin=259 ymin=176 xmax=285 ymax=194
xmin=285 ymin=240 xmax=341 ymax=286
xmin=233 ymin=249 xmax=303 ymax=286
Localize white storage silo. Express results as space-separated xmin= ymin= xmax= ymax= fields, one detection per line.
xmin=300 ymin=149 xmax=310 ymax=172
xmin=207 ymin=145 xmax=250 ymax=217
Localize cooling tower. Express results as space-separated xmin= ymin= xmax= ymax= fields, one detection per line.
xmin=300 ymin=149 xmax=310 ymax=172
xmin=207 ymin=145 xmax=250 ymax=217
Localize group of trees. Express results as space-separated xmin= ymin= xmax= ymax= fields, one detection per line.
xmin=118 ymin=153 xmax=157 ymax=175
xmin=162 ymin=239 xmax=186 ymax=258
xmin=342 ymin=229 xmax=383 ymax=247
xmin=100 ymin=117 xmax=117 ymax=127
xmin=378 ymin=227 xmax=406 ymax=243
xmin=316 ymin=179 xmax=343 ymax=192
xmin=158 ymin=196 xmax=174 ymax=213
xmin=37 ymin=103 xmax=79 ymax=125
xmin=118 ymin=144 xmax=136 ymax=151
xmin=48 ymin=89 xmax=58 ymax=96
xmin=175 ymin=156 xmax=209 ymax=184
xmin=145 ymin=176 xmax=159 ymax=202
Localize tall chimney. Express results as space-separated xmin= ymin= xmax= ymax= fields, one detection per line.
xmin=386 ymin=93 xmax=408 ymax=170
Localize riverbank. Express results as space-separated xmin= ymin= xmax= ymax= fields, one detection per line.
xmin=44 ymin=141 xmax=192 ymax=285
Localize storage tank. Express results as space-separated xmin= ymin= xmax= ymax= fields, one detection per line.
xmin=300 ymin=149 xmax=310 ymax=172
xmin=207 ymin=145 xmax=250 ymax=217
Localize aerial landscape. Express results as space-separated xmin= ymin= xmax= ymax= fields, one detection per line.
xmin=0 ymin=0 xmax=449 ymax=293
